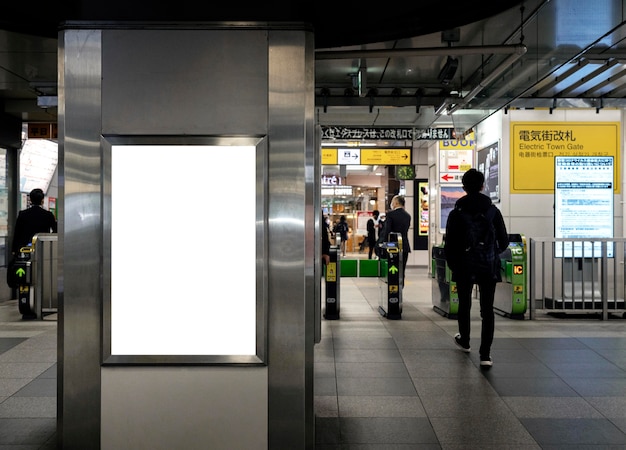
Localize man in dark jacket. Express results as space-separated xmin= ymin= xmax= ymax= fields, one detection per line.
xmin=366 ymin=210 xmax=380 ymax=259
xmin=11 ymin=188 xmax=57 ymax=254
xmin=444 ymin=169 xmax=508 ymax=368
xmin=379 ymin=195 xmax=411 ymax=285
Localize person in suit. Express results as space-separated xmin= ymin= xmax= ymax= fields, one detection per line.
xmin=366 ymin=210 xmax=380 ymax=259
xmin=379 ymin=195 xmax=411 ymax=285
xmin=11 ymin=188 xmax=57 ymax=255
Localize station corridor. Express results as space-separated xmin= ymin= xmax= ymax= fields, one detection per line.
xmin=0 ymin=266 xmax=625 ymax=448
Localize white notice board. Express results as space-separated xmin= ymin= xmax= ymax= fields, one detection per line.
xmin=554 ymin=156 xmax=614 ymax=257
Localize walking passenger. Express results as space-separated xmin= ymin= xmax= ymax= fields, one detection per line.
xmin=444 ymin=169 xmax=509 ymax=368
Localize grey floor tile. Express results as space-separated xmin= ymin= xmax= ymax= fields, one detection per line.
xmin=502 ymin=396 xmax=605 ymax=418
xmin=334 ymin=349 xmax=404 ymax=363
xmin=315 ymin=396 xmax=339 ymax=418
xmin=420 ymin=394 xmax=512 ymax=418
xmin=412 ymin=375 xmax=498 ymax=398
xmin=0 ymin=418 xmax=56 ymax=445
xmin=0 ymin=362 xmax=53 ymax=379
xmin=0 ymin=339 xmax=26 ymax=355
xmin=337 ymin=377 xmax=417 ymax=396
xmin=486 ymin=376 xmax=580 ymax=397
xmin=520 ymin=418 xmax=626 ymax=446
xmin=406 ymin=361 xmax=481 ymax=379
xmin=431 ymin=415 xmax=537 ymax=446
xmin=479 ymin=361 xmax=557 ymax=378
xmin=14 ymin=378 xmax=56 ymax=397
xmin=338 ymin=396 xmax=427 ymax=418
xmin=316 ymin=362 xmax=337 ymax=378
xmin=316 ymin=377 xmax=338 ymax=396
xmin=548 ymin=361 xmax=626 ymax=378
xmin=339 ymin=417 xmax=439 ymax=445
xmin=0 ymin=397 xmax=56 ymax=418
xmin=333 ymin=337 xmax=398 ymax=350
xmin=335 ymin=362 xmax=409 ymax=378
xmin=584 ymin=396 xmax=626 ymax=418
xmin=564 ymin=377 xmax=626 ymax=396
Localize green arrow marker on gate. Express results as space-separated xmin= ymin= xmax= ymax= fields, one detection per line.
xmin=16 ymin=268 xmax=25 ymax=277
xmin=389 ymin=265 xmax=398 ymax=274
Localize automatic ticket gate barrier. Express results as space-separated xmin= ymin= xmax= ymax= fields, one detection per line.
xmin=378 ymin=232 xmax=403 ymax=320
xmin=324 ymin=245 xmax=340 ymax=319
xmin=8 ymin=233 xmax=58 ymax=320
xmin=431 ymin=234 xmax=527 ymax=319
xmin=494 ymin=234 xmax=527 ymax=319
xmin=9 ymin=247 xmax=35 ymax=318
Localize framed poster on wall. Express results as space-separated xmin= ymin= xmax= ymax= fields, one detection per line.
xmin=440 ymin=185 xmax=465 ymax=233
xmin=413 ymin=179 xmax=428 ymax=250
xmin=477 ymin=141 xmax=499 ymax=202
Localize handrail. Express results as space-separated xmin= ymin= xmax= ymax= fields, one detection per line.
xmin=528 ymin=237 xmax=626 ymax=320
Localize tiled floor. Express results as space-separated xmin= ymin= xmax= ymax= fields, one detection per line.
xmin=315 ymin=265 xmax=626 ymax=449
xmin=0 ymin=265 xmax=625 ymax=449
xmin=0 ymin=299 xmax=56 ymax=449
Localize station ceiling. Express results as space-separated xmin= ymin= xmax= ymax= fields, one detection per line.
xmin=2 ymin=0 xmax=626 ymax=136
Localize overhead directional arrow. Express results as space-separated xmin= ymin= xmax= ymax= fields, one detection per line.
xmin=441 ymin=174 xmax=453 ymax=181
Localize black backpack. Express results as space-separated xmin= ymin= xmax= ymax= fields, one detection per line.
xmin=457 ymin=205 xmax=498 ymax=278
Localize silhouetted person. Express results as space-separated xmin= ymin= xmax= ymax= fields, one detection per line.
xmin=366 ymin=210 xmax=380 ymax=259
xmin=444 ymin=169 xmax=508 ymax=368
xmin=11 ymin=188 xmax=57 ymax=255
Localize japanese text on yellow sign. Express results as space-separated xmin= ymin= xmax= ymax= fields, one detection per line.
xmin=321 ymin=148 xmax=411 ymax=165
xmin=510 ymin=122 xmax=620 ymax=193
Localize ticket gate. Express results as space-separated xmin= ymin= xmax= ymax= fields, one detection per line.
xmin=378 ymin=232 xmax=403 ymax=320
xmin=431 ymin=234 xmax=527 ymax=319
xmin=324 ymin=245 xmax=340 ymax=320
xmin=431 ymin=245 xmax=458 ymax=318
xmin=494 ymin=234 xmax=527 ymax=319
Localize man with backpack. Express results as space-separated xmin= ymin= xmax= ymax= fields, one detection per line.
xmin=444 ymin=169 xmax=509 ymax=368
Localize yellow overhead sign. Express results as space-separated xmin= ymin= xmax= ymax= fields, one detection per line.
xmin=510 ymin=122 xmax=620 ymax=193
xmin=322 ymin=148 xmax=338 ymax=165
xmin=321 ymin=148 xmax=411 ymax=165
xmin=361 ymin=149 xmax=411 ymax=165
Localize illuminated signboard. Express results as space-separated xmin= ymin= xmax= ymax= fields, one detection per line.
xmin=322 ymin=148 xmax=411 ymax=165
xmin=554 ymin=156 xmax=614 ymax=258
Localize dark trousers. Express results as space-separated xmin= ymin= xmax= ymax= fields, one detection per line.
xmin=367 ymin=237 xmax=376 ymax=259
xmin=456 ymin=277 xmax=496 ymax=357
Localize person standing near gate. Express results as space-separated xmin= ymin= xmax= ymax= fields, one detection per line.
xmin=333 ymin=215 xmax=349 ymax=256
xmin=11 ymin=188 xmax=57 ymax=255
xmin=366 ymin=210 xmax=380 ymax=259
xmin=444 ymin=169 xmax=508 ymax=368
xmin=379 ymin=195 xmax=411 ymax=285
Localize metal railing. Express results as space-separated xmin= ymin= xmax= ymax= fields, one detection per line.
xmin=528 ymin=237 xmax=626 ymax=320
xmin=32 ymin=233 xmax=58 ymax=318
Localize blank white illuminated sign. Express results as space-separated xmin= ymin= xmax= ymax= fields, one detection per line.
xmin=111 ymin=144 xmax=256 ymax=355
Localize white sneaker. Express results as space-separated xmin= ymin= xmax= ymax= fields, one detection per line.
xmin=454 ymin=333 xmax=470 ymax=353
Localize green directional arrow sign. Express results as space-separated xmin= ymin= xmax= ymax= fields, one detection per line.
xmin=389 ymin=265 xmax=398 ymax=274
xmin=16 ymin=268 xmax=26 ymax=277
